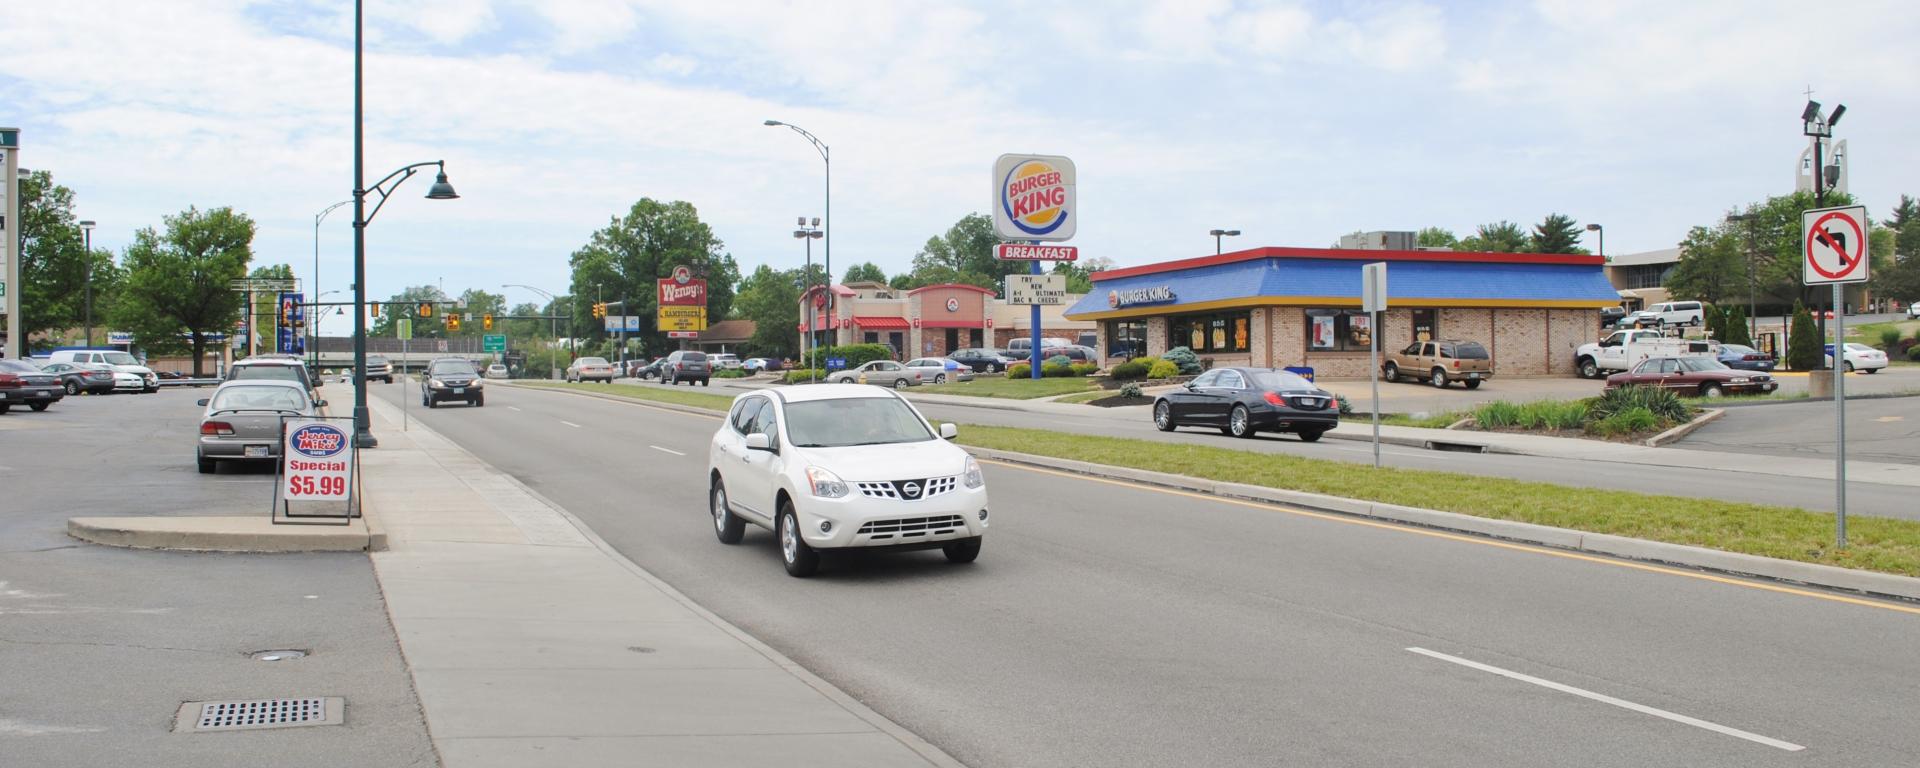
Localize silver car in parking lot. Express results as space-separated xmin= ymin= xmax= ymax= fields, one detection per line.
xmin=196 ymin=380 xmax=321 ymax=474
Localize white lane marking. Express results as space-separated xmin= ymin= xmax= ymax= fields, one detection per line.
xmin=559 ymin=420 xmax=582 ymax=429
xmin=1406 ymin=647 xmax=1804 ymax=752
xmin=649 ymin=445 xmax=686 ymax=456
xmin=508 ymin=406 xmax=523 ymax=412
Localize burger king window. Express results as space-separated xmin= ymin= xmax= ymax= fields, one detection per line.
xmin=1412 ymin=309 xmax=1438 ymax=343
xmin=1107 ymin=320 xmax=1147 ymax=359
xmin=1306 ymin=309 xmax=1371 ymax=352
xmin=1167 ymin=311 xmax=1250 ymax=354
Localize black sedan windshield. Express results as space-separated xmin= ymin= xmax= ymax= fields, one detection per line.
xmin=785 ymin=397 xmax=933 ymax=448
xmin=1248 ymin=370 xmax=1315 ymax=390
xmin=431 ymin=361 xmax=477 ymax=376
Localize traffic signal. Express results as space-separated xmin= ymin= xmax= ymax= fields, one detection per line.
xmin=592 ymin=302 xmax=605 ymax=318
xmin=419 ymin=302 xmax=433 ymax=318
xmin=369 ymin=302 xmax=380 ymax=318
xmin=448 ymin=314 xmax=462 ymax=332
xmin=482 ymin=313 xmax=494 ymax=331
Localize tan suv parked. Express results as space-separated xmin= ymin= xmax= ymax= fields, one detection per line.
xmin=1382 ymin=340 xmax=1494 ymax=389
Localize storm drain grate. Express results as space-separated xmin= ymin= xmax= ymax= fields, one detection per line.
xmin=178 ymin=697 xmax=345 ymax=732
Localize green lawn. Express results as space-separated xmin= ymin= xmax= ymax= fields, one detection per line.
xmin=1376 ymin=412 xmax=1467 ymax=429
xmin=1847 ymin=319 xmax=1919 ymax=343
xmin=1053 ymin=389 xmax=1126 ymax=405
xmin=953 ymin=424 xmax=1920 ymax=577
xmin=918 ymin=376 xmax=1100 ymax=400
xmin=516 ymin=380 xmax=737 ymax=411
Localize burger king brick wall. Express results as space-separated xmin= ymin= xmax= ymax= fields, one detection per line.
xmin=1071 ymin=246 xmax=1616 ymax=378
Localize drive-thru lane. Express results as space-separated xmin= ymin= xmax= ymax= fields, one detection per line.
xmin=372 ymin=382 xmax=1920 ymax=768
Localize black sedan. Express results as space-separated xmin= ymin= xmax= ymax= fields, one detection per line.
xmin=1152 ymin=367 xmax=1339 ymax=441
xmin=949 ymin=348 xmax=1018 ymax=373
xmin=0 ymin=359 xmax=68 ymax=413
xmin=39 ymin=361 xmax=119 ymax=395
xmin=1715 ymin=344 xmax=1776 ymax=372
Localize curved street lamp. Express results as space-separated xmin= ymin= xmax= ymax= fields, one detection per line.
xmin=764 ymin=119 xmax=831 ymax=320
xmin=1209 ymin=228 xmax=1241 ymax=256
xmin=503 ymin=283 xmax=570 ymax=380
xmin=350 ymin=0 xmax=460 ymax=448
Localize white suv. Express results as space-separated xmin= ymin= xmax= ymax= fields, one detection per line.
xmin=1635 ymin=301 xmax=1704 ymax=328
xmin=706 ymin=385 xmax=988 ymax=577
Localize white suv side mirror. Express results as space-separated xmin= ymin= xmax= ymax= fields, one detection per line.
xmin=939 ymin=423 xmax=958 ymax=440
xmin=744 ymin=433 xmax=773 ymax=451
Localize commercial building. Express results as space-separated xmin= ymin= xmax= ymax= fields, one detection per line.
xmin=1604 ymin=247 xmax=1680 ymax=311
xmin=799 ymin=281 xmax=1095 ymax=359
xmin=1064 ymin=246 xmax=1617 ymax=377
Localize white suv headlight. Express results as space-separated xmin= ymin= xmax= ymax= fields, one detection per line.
xmin=962 ymin=456 xmax=984 ymax=489
xmin=806 ymin=466 xmax=849 ymax=498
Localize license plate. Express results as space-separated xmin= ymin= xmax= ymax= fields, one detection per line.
xmin=245 ymin=445 xmax=270 ymax=458
xmin=453 ymin=387 xmax=465 ymax=394
xmin=1465 ymin=373 xmax=1480 ymax=379
xmin=38 ymin=390 xmax=51 ymax=397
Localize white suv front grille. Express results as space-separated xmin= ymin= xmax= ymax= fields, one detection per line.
xmin=855 ymin=476 xmax=957 ymax=501
xmin=857 ymin=514 xmax=967 ymax=540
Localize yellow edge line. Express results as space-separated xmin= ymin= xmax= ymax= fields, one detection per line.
xmin=511 ymin=385 xmax=1920 ymax=618
xmin=980 ymin=458 xmax=1920 ymax=618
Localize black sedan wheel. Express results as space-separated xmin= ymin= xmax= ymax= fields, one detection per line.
xmin=1153 ymin=400 xmax=1176 ymax=432
xmin=1227 ymin=405 xmax=1254 ymax=438
xmin=1298 ymin=429 xmax=1325 ymax=443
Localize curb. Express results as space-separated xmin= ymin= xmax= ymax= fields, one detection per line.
xmin=1645 ymin=407 xmax=1723 ymax=447
xmin=961 ymin=446 xmax=1920 ymax=604
xmin=67 ymin=516 xmax=372 ymax=553
xmin=499 ymin=380 xmax=728 ymax=419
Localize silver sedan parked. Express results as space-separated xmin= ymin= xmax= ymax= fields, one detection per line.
xmin=823 ymin=360 xmax=922 ymax=389
xmin=196 ymin=380 xmax=321 ymax=474
xmin=904 ymin=357 xmax=974 ymax=384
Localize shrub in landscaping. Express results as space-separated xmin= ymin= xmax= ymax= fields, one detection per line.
xmin=1911 ymin=345 xmax=1920 ymax=362
xmin=1109 ymin=359 xmax=1151 ymax=380
xmin=1722 ymin=306 xmax=1753 ymax=347
xmin=1008 ymin=363 xmax=1032 ymax=378
xmin=1588 ymin=406 xmax=1659 ymax=437
xmin=1119 ymin=383 xmax=1144 ymax=398
xmin=1042 ymin=362 xmax=1075 ymax=377
xmin=1519 ymin=400 xmax=1588 ymax=431
xmin=1335 ymin=394 xmax=1353 ymax=416
xmin=1147 ymin=359 xmax=1180 ymax=379
xmin=805 ymin=343 xmax=893 ymax=370
xmin=1070 ymin=363 xmax=1097 ymax=377
xmin=1881 ymin=328 xmax=1903 ymax=351
xmin=1474 ymin=401 xmax=1524 ymax=429
xmin=1786 ymin=302 xmax=1823 ymax=370
xmin=1161 ymin=346 xmax=1203 ymax=375
xmin=1588 ymin=385 xmax=1690 ymax=424
xmin=1046 ymin=354 xmax=1073 ymax=368
xmin=782 ymin=369 xmax=824 ymax=384
xmin=711 ymin=368 xmax=747 ymax=378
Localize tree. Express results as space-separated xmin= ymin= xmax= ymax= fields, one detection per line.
xmin=112 ymin=207 xmax=256 ymax=375
xmin=899 ymin=213 xmax=1012 ymax=291
xmin=1665 ymin=224 xmax=1743 ymax=305
xmin=14 ymin=169 xmax=121 ymax=342
xmin=370 ymin=285 xmax=450 ymax=339
xmin=1723 ymin=306 xmax=1753 ymax=347
xmin=1457 ymin=221 xmax=1529 ymax=253
xmin=1529 ymin=213 xmax=1588 ymax=254
xmin=1050 ymin=256 xmax=1114 ymax=294
xmin=1870 ymin=195 xmax=1920 ymax=304
xmin=448 ymin=288 xmax=506 ymax=339
xmin=1786 ymin=302 xmax=1822 ymax=371
xmin=567 ymin=198 xmax=739 ymax=358
xmin=733 ymin=264 xmax=802 ymax=359
xmin=1415 ymin=227 xmax=1458 ymax=249
xmin=841 ymin=262 xmax=888 ymax=284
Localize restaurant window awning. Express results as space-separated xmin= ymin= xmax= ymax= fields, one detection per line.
xmin=854 ymin=316 xmax=911 ymax=330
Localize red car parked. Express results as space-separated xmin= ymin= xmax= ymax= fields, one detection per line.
xmin=1604 ymin=356 xmax=1777 ymax=398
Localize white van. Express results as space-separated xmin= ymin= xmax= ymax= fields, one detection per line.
xmin=47 ymin=349 xmax=159 ymax=393
xmin=1636 ymin=301 xmax=1705 ymax=328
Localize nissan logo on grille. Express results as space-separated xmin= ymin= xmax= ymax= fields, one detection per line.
xmin=898 ymin=481 xmax=923 ymax=499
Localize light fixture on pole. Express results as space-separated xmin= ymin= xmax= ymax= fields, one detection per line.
xmin=503 ymin=283 xmax=565 ymax=380
xmin=79 ymin=219 xmax=97 ymax=346
xmin=312 ymin=199 xmax=352 ymax=369
xmin=1208 ymin=228 xmax=1241 ymax=256
xmin=794 ymin=217 xmax=823 ymax=383
xmin=1727 ymin=213 xmax=1759 ymax=340
xmin=1584 ymin=223 xmax=1603 ymax=262
xmin=765 ymin=119 xmax=831 ymax=320
xmin=350 ymin=0 xmax=460 ymax=448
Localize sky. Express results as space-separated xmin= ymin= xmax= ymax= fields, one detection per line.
xmin=4 ymin=0 xmax=1917 ymax=316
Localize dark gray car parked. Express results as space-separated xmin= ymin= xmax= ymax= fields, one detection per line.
xmin=663 ymin=350 xmax=710 ymax=386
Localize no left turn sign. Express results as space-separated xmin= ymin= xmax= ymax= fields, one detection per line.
xmin=1803 ymin=205 xmax=1869 ymax=285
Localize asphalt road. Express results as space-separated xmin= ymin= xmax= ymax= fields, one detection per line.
xmin=374 ymin=382 xmax=1920 ymax=768
xmin=1679 ymin=397 xmax=1920 ymax=466
xmin=0 ymin=388 xmax=435 ymax=768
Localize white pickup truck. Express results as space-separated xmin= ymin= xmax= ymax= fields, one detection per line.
xmin=1574 ymin=329 xmax=1715 ymax=379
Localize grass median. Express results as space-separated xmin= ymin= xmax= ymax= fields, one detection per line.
xmin=953 ymin=424 xmax=1920 ymax=577
xmin=919 ymin=376 xmax=1099 ymax=399
xmin=516 ymin=380 xmax=737 ymax=411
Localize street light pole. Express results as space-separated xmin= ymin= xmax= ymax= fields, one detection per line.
xmin=79 ymin=220 xmax=96 ymax=346
xmin=1584 ymin=223 xmax=1604 ymax=261
xmin=503 ymin=284 xmax=562 ymax=379
xmin=765 ymin=120 xmax=831 ymax=334
xmin=350 ymin=0 xmax=460 ymax=448
xmin=313 ymin=199 xmax=351 ymax=369
xmin=794 ymin=218 xmax=822 ymax=382
xmin=1728 ymin=213 xmax=1759 ymax=341
xmin=1208 ymin=228 xmax=1241 ymax=256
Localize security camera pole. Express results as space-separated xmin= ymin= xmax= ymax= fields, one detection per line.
xmin=1 ymin=128 xmax=20 ymax=360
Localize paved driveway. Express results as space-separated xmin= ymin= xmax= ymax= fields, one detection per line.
xmin=1675 ymin=396 xmax=1920 ymax=466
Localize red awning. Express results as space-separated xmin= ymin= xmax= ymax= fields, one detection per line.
xmin=854 ymin=316 xmax=911 ymax=330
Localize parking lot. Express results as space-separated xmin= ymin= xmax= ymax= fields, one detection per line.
xmin=1677 ymin=396 xmax=1920 ymax=466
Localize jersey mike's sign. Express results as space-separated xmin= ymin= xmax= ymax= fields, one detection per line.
xmin=657 ymin=265 xmax=707 ymax=306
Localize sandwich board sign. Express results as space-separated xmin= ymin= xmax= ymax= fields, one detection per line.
xmin=1803 ymin=205 xmax=1869 ymax=285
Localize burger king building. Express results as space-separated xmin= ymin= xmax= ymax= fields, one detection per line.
xmin=1065 ymin=246 xmax=1618 ymax=377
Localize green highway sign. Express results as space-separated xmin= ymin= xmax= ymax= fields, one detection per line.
xmin=397 ymin=318 xmax=412 ymax=340
xmin=0 ymin=280 xmax=6 ymax=297
xmin=483 ymin=334 xmax=506 ymax=353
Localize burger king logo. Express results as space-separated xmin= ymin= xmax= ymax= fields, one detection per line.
xmin=993 ymin=154 xmax=1076 ymax=241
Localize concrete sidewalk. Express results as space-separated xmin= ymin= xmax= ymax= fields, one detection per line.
xmin=357 ymin=395 xmax=962 ymax=768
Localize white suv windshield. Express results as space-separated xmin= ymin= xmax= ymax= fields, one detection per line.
xmin=785 ymin=397 xmax=933 ymax=448
xmin=102 ymin=352 xmax=140 ymax=366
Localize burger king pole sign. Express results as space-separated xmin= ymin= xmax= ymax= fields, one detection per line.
xmin=994 ymin=154 xmax=1077 ymax=379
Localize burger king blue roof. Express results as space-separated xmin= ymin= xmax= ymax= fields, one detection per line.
xmin=1065 ymin=246 xmax=1618 ymax=320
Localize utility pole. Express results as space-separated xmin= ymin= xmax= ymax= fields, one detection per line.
xmin=3 ymin=128 xmax=23 ymax=360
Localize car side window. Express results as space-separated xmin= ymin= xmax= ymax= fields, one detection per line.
xmin=1216 ymin=371 xmax=1245 ymax=389
xmin=1438 ymin=344 xmax=1454 ymax=359
xmin=1419 ymin=343 xmax=1434 ymax=357
xmin=1401 ymin=343 xmax=1420 ymax=355
xmin=1658 ymin=359 xmax=1679 ymax=374
xmin=730 ymin=398 xmax=759 ymax=435
xmin=1192 ymin=370 xmax=1221 ymax=388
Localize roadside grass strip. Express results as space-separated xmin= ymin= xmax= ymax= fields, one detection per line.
xmin=1376 ymin=412 xmax=1468 ymax=429
xmin=1053 ymin=389 xmax=1119 ymax=405
xmin=519 ymin=380 xmax=737 ymax=411
xmin=918 ymin=377 xmax=1100 ymax=400
xmin=952 ymin=424 xmax=1920 ymax=578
